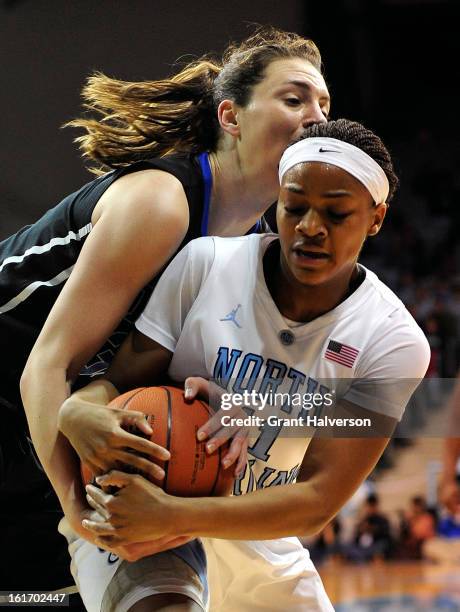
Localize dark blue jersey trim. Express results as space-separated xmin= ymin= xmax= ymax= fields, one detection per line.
xmin=198 ymin=152 xmax=213 ymax=237
xmin=198 ymin=152 xmax=263 ymax=236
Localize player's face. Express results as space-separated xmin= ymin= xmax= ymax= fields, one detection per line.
xmin=235 ymin=58 xmax=330 ymax=195
xmin=277 ymin=162 xmax=387 ymax=288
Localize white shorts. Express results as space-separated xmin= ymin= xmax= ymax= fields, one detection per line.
xmin=60 ymin=520 xmax=332 ymax=611
xmin=203 ymin=537 xmax=334 ymax=611
xmin=58 ymin=519 xmax=208 ymax=612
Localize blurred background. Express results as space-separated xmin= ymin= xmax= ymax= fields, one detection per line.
xmin=1 ymin=0 xmax=459 ymax=609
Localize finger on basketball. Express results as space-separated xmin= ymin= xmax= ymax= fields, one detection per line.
xmin=235 ymin=452 xmax=247 ymax=477
xmin=197 ymin=409 xmax=229 ymax=441
xmin=221 ymin=435 xmax=248 ymax=468
xmin=184 ymin=376 xmax=209 ymax=401
xmin=86 ymin=494 xmax=111 ymax=520
xmin=82 ymin=519 xmax=116 ymax=535
xmin=118 ymin=409 xmax=153 ymax=436
xmin=113 ymin=450 xmax=165 ymax=481
xmin=85 ymin=483 xmax=115 ymax=509
xmin=83 ymin=386 xmax=236 ymax=499
xmin=235 ymin=439 xmax=249 ymax=476
xmin=95 ymin=470 xmax=139 ymax=489
xmin=205 ymin=431 xmax=232 ymax=454
xmin=205 ymin=418 xmax=246 ymax=452
xmin=118 ymin=430 xmax=170 ymax=461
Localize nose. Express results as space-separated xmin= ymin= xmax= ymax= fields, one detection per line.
xmin=302 ymin=102 xmax=327 ymax=128
xmin=296 ymin=209 xmax=327 ymax=237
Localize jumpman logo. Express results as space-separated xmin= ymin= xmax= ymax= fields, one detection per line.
xmin=220 ymin=304 xmax=242 ymax=328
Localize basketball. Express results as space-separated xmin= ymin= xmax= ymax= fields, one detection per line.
xmin=81 ymin=386 xmax=234 ymax=497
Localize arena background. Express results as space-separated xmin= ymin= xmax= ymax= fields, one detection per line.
xmin=1 ymin=1 xmax=459 ymax=609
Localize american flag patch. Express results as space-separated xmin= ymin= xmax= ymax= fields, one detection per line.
xmin=324 ymin=340 xmax=359 ymax=368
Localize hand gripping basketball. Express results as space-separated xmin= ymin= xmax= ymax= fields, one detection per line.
xmin=185 ymin=376 xmax=249 ymax=477
xmin=81 ymin=386 xmax=235 ymax=497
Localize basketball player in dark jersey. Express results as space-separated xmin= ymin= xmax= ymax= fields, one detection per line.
xmin=1 ymin=27 xmax=330 ymax=596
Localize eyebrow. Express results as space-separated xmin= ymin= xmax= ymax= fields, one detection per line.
xmin=322 ymin=190 xmax=353 ymax=198
xmin=284 ymin=183 xmax=305 ymax=194
xmin=284 ymin=185 xmax=353 ymax=198
xmin=281 ymin=80 xmax=330 ymax=104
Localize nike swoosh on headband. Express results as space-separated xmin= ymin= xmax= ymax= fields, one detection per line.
xmin=279 ymin=137 xmax=390 ymax=204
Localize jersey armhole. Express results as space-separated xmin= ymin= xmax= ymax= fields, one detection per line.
xmin=185 ymin=238 xmax=217 ymax=322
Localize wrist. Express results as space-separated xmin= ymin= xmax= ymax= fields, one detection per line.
xmin=57 ymin=396 xmax=84 ymax=436
xmin=167 ymin=495 xmax=215 ymax=538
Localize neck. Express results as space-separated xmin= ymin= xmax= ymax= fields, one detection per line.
xmin=265 ymin=243 xmax=360 ymax=323
xmin=206 ymin=149 xmax=278 ymax=236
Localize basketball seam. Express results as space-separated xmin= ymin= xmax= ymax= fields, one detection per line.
xmin=117 ymin=387 xmax=147 ymax=411
xmin=160 ymin=386 xmax=172 ymax=489
xmin=199 ymin=399 xmax=222 ymax=496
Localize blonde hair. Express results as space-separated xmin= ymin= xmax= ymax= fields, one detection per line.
xmin=67 ymin=26 xmax=322 ymax=175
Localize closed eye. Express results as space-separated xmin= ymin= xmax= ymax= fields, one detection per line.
xmin=328 ymin=211 xmax=351 ymax=222
xmin=284 ymin=206 xmax=305 ymax=216
xmin=284 ymin=97 xmax=301 ymax=106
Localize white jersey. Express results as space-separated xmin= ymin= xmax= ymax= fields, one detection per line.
xmin=137 ymin=233 xmax=429 ymax=494
xmin=62 ymin=234 xmax=431 ymax=612
xmin=135 ymin=233 xmax=430 ymax=611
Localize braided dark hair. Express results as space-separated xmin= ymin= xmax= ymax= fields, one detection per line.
xmin=298 ymin=119 xmax=399 ymax=203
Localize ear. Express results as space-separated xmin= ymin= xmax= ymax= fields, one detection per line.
xmin=368 ymin=202 xmax=387 ymax=236
xmin=217 ymin=100 xmax=240 ymax=138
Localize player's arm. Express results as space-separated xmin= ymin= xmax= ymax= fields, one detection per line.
xmin=58 ymin=330 xmax=173 ymax=477
xmin=83 ymin=414 xmax=393 ymax=543
xmin=20 ymin=169 xmax=189 ymax=541
xmin=84 ymin=325 xmax=429 ymax=543
xmin=61 ymin=233 xmax=214 ymax=470
xmin=183 ymin=434 xmax=392 ymax=539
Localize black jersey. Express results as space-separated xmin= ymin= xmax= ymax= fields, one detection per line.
xmin=0 ymin=155 xmax=208 ymax=409
xmin=0 ymin=154 xmax=273 ymax=413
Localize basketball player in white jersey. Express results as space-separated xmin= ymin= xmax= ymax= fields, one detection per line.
xmin=60 ymin=119 xmax=430 ymax=611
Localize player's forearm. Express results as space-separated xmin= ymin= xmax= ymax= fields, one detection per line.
xmin=173 ymin=481 xmax=335 ymax=540
xmin=20 ymin=361 xmax=87 ymax=517
xmin=58 ymin=378 xmax=120 ymax=432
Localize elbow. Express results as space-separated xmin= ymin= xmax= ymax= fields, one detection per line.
xmin=20 ymin=347 xmax=67 ymax=409
xmin=298 ymin=508 xmax=337 ymax=539
xmin=296 ymin=483 xmax=341 ymax=538
xmin=20 ymin=358 xmax=40 ymax=425
xmin=20 ymin=351 xmax=45 ymax=415
xmin=20 ymin=343 xmax=43 ymax=395
xmin=20 ymin=358 xmax=34 ymax=407
xmin=305 ymin=510 xmax=338 ymax=538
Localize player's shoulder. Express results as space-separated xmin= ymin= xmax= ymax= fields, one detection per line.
xmin=185 ymin=233 xmax=271 ymax=280
xmin=360 ymin=266 xmax=430 ymax=355
xmin=117 ymin=168 xmax=187 ymax=207
xmin=96 ymin=166 xmax=189 ymax=225
xmin=362 ymin=267 xmax=411 ymax=320
xmin=183 ymin=235 xmax=216 ymax=264
xmin=191 ymin=232 xmax=269 ymax=256
xmin=363 ymin=267 xmax=406 ymax=310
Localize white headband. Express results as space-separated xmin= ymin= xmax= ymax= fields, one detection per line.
xmin=278 ymin=137 xmax=389 ymax=204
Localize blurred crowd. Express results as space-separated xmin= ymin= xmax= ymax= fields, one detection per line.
xmin=307 ymin=491 xmax=460 ymax=567
xmin=361 ymin=134 xmax=460 ymax=379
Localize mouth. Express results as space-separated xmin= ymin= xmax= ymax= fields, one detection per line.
xmin=291 ymin=247 xmax=330 ymax=267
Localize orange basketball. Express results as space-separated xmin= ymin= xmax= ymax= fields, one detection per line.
xmin=81 ymin=386 xmax=234 ymax=497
